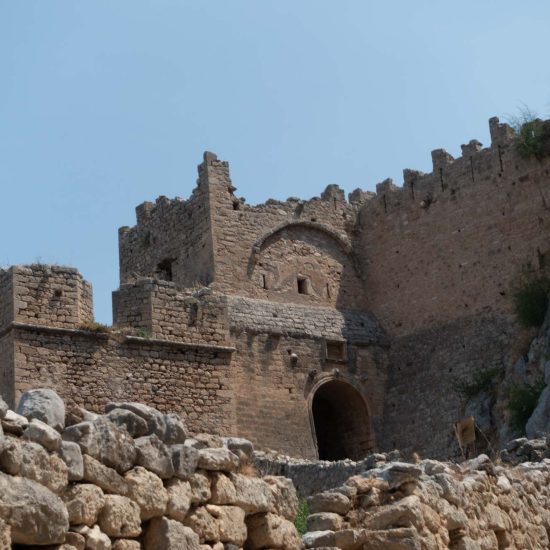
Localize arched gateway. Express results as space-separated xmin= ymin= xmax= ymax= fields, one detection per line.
xmin=311 ymin=379 xmax=373 ymax=461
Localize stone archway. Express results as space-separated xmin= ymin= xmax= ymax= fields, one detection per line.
xmin=311 ymin=379 xmax=373 ymax=461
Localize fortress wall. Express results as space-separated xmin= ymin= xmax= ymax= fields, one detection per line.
xmin=12 ymin=327 xmax=235 ymax=435
xmin=359 ymin=121 xmax=550 ymax=336
xmin=118 ymin=166 xmax=215 ymax=289
xmin=226 ymin=297 xmax=388 ymax=458
xmin=356 ymin=118 xmax=550 ymax=457
xmin=382 ymin=313 xmax=514 ymax=458
xmin=113 ymin=279 xmax=230 ymax=345
xmin=10 ymin=265 xmax=93 ymax=329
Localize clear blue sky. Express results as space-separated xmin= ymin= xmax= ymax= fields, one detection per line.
xmin=1 ymin=1 xmax=549 ymax=323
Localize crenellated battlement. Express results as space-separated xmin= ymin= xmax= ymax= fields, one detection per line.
xmin=366 ymin=117 xmax=519 ymax=214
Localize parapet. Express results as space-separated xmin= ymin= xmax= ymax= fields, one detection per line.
xmin=0 ymin=264 xmax=93 ymax=332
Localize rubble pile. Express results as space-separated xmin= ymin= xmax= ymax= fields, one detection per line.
xmin=0 ymin=389 xmax=302 ymax=550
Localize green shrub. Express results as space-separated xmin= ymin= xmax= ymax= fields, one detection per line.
xmin=509 ymin=107 xmax=550 ymax=159
xmin=294 ymin=499 xmax=309 ymax=535
xmin=513 ymin=277 xmax=550 ymax=328
xmin=508 ymin=379 xmax=545 ymax=433
xmin=135 ymin=328 xmax=152 ymax=339
xmin=451 ymin=367 xmax=500 ymax=400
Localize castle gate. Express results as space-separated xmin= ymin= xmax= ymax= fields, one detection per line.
xmin=311 ymin=379 xmax=372 ymax=461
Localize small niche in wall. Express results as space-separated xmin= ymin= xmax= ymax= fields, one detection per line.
xmin=261 ymin=274 xmax=268 ymax=289
xmin=156 ymin=258 xmax=175 ymax=282
xmin=297 ymin=276 xmax=310 ymax=295
xmin=325 ymin=340 xmax=347 ymax=362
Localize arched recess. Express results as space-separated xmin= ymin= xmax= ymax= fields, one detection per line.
xmin=309 ymin=378 xmax=374 ymax=461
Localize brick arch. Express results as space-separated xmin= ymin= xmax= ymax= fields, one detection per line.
xmin=308 ymin=376 xmax=374 ymax=460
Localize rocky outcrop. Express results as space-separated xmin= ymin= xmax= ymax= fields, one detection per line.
xmin=0 ymin=388 xmax=302 ymax=549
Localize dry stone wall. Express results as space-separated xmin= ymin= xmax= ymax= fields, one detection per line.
xmin=0 ymin=388 xmax=303 ymax=549
xmin=301 ymin=452 xmax=550 ymax=549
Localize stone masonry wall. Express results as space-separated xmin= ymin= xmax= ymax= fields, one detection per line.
xmin=359 ymin=118 xmax=550 ymax=337
xmin=357 ymin=118 xmax=550 ymax=459
xmin=113 ymin=279 xmax=230 ymax=346
xmin=205 ymin=157 xmax=369 ymax=310
xmin=12 ymin=327 xmax=235 ymax=435
xmin=11 ymin=265 xmax=93 ymax=329
xmin=226 ymin=296 xmax=387 ymax=459
xmin=118 ymin=154 xmax=216 ymax=289
xmin=0 ymin=269 xmax=13 ymax=333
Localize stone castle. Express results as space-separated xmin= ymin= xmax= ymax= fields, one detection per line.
xmin=2 ymin=116 xmax=550 ymax=462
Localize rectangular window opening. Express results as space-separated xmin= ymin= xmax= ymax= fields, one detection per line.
xmin=297 ymin=277 xmax=308 ymax=295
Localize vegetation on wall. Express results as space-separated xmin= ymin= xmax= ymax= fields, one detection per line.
xmin=508 ymin=107 xmax=550 ymax=159
xmin=508 ymin=379 xmax=545 ymax=433
xmin=513 ymin=277 xmax=550 ymax=328
xmin=79 ymin=320 xmax=112 ymax=334
xmin=451 ymin=367 xmax=500 ymax=400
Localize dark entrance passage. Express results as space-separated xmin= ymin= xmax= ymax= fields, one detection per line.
xmin=312 ymin=380 xmax=372 ymax=461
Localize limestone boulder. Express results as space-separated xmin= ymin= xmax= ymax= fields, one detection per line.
xmin=190 ymin=471 xmax=212 ymax=503
xmin=59 ymin=440 xmax=84 ymax=481
xmin=16 ymin=388 xmax=65 ymax=431
xmin=134 ymin=434 xmax=174 ymax=478
xmin=62 ymin=421 xmax=101 ymax=459
xmin=225 ymin=437 xmax=254 ymax=459
xmin=307 ymin=491 xmax=351 ymax=515
xmin=105 ymin=401 xmax=166 ymax=438
xmin=93 ymin=417 xmax=136 ymax=473
xmin=165 ymin=478 xmax=192 ymax=521
xmin=307 ymin=512 xmax=344 ymax=531
xmin=112 ymin=540 xmax=141 ymax=550
xmin=23 ymin=418 xmax=62 ymax=451
xmin=211 ymin=472 xmax=237 ymax=504
xmin=144 ymin=517 xmax=200 ymax=550
xmin=0 ymin=437 xmax=68 ymax=493
xmin=230 ymin=473 xmax=274 ymax=514
xmin=63 ymin=483 xmax=105 ymax=526
xmin=265 ymin=476 xmax=299 ymax=521
xmin=65 ymin=530 xmax=86 ymax=550
xmin=78 ymin=525 xmax=112 ymax=550
xmin=246 ymin=512 xmax=302 ymax=549
xmin=0 ymin=471 xmax=69 ymax=545
xmin=183 ymin=506 xmax=220 ymax=543
xmin=163 ymin=413 xmax=187 ymax=445
xmin=301 ymin=530 xmax=336 ymax=548
xmin=0 ymin=396 xmax=7 ymax=419
xmin=82 ymin=454 xmax=128 ymax=495
xmin=171 ymin=443 xmax=199 ymax=479
xmin=124 ymin=466 xmax=168 ymax=520
xmin=198 ymin=447 xmax=240 ymax=472
xmin=98 ymin=495 xmax=141 ymax=538
xmin=206 ymin=504 xmax=247 ymax=546
xmin=0 ymin=517 xmax=10 ymax=550
xmin=2 ymin=409 xmax=29 ymax=435
xmin=106 ymin=408 xmax=148 ymax=438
